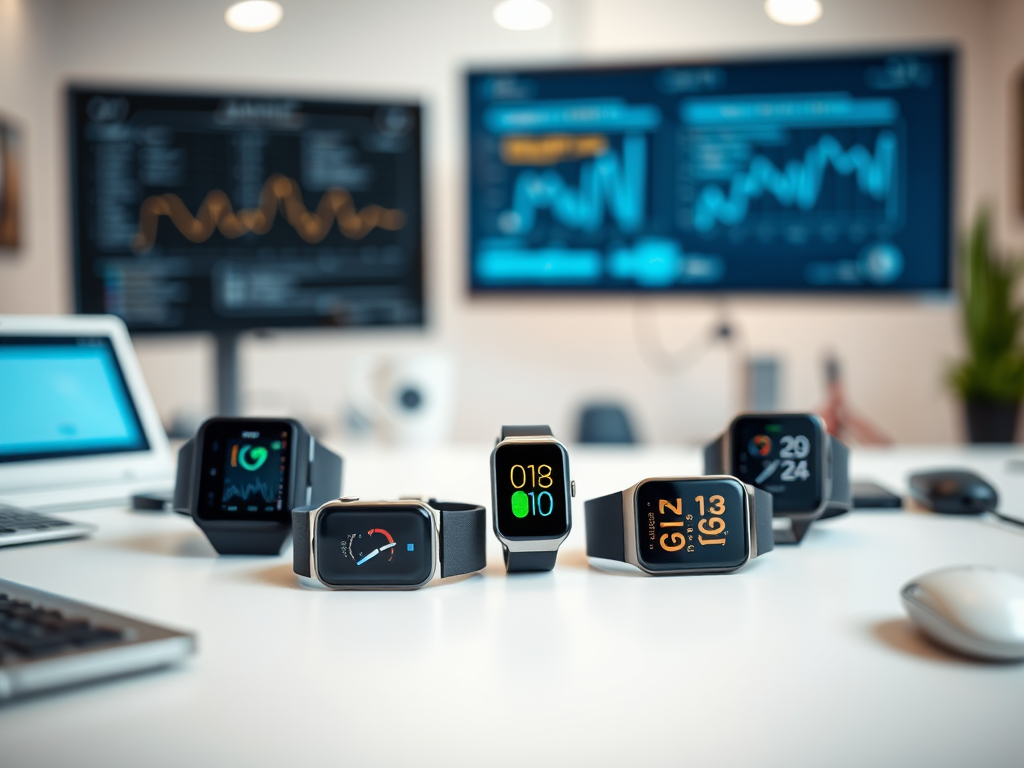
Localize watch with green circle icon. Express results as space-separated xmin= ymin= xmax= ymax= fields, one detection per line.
xmin=490 ymin=425 xmax=575 ymax=572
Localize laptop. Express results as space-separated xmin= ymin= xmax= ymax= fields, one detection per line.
xmin=0 ymin=315 xmax=172 ymax=510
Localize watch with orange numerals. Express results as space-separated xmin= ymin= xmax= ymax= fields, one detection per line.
xmin=584 ymin=476 xmax=773 ymax=576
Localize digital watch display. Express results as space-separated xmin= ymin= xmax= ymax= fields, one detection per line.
xmin=585 ymin=476 xmax=772 ymax=576
xmin=292 ymin=498 xmax=488 ymax=590
xmin=490 ymin=426 xmax=574 ymax=573
xmin=174 ymin=417 xmax=343 ymax=556
xmin=704 ymin=413 xmax=851 ymax=544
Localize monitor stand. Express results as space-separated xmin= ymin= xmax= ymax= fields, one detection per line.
xmin=214 ymin=331 xmax=241 ymax=417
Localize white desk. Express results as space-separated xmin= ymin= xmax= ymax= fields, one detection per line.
xmin=3 ymin=445 xmax=1024 ymax=767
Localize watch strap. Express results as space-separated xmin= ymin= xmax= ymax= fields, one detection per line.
xmin=703 ymin=433 xmax=725 ymax=474
xmin=503 ymin=549 xmax=559 ymax=572
xmin=773 ymin=517 xmax=812 ymax=545
xmin=821 ymin=436 xmax=852 ymax=518
xmin=433 ymin=500 xmax=488 ymax=578
xmin=584 ymin=490 xmax=626 ymax=562
xmin=309 ymin=439 xmax=343 ymax=507
xmin=500 ymin=425 xmax=553 ymax=439
xmin=173 ymin=438 xmax=196 ymax=515
xmin=200 ymin=522 xmax=291 ymax=556
xmin=291 ymin=507 xmax=314 ymax=577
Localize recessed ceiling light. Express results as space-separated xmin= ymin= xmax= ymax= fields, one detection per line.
xmin=225 ymin=1 xmax=283 ymax=33
xmin=493 ymin=0 xmax=553 ymax=31
xmin=765 ymin=0 xmax=823 ymax=26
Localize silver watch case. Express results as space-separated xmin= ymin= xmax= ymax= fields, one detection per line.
xmin=620 ymin=475 xmax=761 ymax=576
xmin=720 ymin=412 xmax=833 ymax=526
xmin=304 ymin=498 xmax=440 ymax=591
xmin=490 ymin=434 xmax=573 ymax=555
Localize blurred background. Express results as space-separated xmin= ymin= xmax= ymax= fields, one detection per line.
xmin=1 ymin=0 xmax=1023 ymax=447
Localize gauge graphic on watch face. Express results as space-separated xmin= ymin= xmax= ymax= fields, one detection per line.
xmin=348 ymin=528 xmax=397 ymax=566
xmin=733 ymin=415 xmax=823 ymax=513
xmin=315 ymin=505 xmax=433 ymax=586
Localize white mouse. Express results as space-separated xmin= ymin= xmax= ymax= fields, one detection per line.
xmin=901 ymin=566 xmax=1024 ymax=661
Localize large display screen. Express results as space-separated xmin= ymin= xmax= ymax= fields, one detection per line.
xmin=731 ymin=415 xmax=823 ymax=513
xmin=70 ymin=88 xmax=423 ymax=332
xmin=315 ymin=505 xmax=434 ymax=587
xmin=635 ymin=478 xmax=748 ymax=571
xmin=197 ymin=420 xmax=293 ymax=521
xmin=493 ymin=442 xmax=570 ymax=539
xmin=0 ymin=336 xmax=149 ymax=463
xmin=468 ymin=51 xmax=952 ymax=293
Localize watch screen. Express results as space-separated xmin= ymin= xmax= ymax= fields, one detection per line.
xmin=196 ymin=419 xmax=294 ymax=521
xmin=635 ymin=478 xmax=748 ymax=571
xmin=493 ymin=442 xmax=570 ymax=539
xmin=731 ymin=415 xmax=823 ymax=513
xmin=315 ymin=505 xmax=433 ymax=587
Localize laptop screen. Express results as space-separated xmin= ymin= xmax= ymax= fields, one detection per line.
xmin=0 ymin=336 xmax=150 ymax=463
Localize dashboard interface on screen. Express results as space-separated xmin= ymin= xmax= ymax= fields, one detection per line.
xmin=70 ymin=89 xmax=423 ymax=331
xmin=0 ymin=337 xmax=149 ymax=462
xmin=468 ymin=51 xmax=952 ymax=293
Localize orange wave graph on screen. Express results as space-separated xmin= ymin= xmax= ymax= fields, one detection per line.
xmin=131 ymin=174 xmax=406 ymax=253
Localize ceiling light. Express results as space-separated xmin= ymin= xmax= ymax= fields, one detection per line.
xmin=225 ymin=1 xmax=283 ymax=33
xmin=765 ymin=0 xmax=823 ymax=26
xmin=493 ymin=0 xmax=553 ymax=31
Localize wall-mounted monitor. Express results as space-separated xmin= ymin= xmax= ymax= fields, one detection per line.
xmin=70 ymin=88 xmax=423 ymax=332
xmin=468 ymin=50 xmax=953 ymax=293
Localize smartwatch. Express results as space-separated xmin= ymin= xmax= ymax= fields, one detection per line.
xmin=585 ymin=476 xmax=773 ymax=575
xmin=174 ymin=417 xmax=343 ymax=555
xmin=704 ymin=413 xmax=851 ymax=545
xmin=490 ymin=425 xmax=574 ymax=573
xmin=291 ymin=497 xmax=487 ymax=589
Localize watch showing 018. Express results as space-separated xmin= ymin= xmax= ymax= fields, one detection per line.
xmin=490 ymin=425 xmax=575 ymax=572
xmin=704 ymin=413 xmax=851 ymax=545
xmin=292 ymin=497 xmax=487 ymax=590
xmin=585 ymin=476 xmax=773 ymax=575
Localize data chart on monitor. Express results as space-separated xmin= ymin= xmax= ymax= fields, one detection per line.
xmin=468 ymin=52 xmax=951 ymax=292
xmin=71 ymin=90 xmax=423 ymax=331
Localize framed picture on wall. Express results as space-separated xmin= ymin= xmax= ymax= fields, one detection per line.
xmin=0 ymin=117 xmax=21 ymax=250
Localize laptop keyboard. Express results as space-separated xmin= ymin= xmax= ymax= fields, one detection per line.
xmin=0 ymin=593 xmax=125 ymax=662
xmin=0 ymin=505 xmax=75 ymax=534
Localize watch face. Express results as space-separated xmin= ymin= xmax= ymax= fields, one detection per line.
xmin=493 ymin=441 xmax=570 ymax=539
xmin=315 ymin=504 xmax=434 ymax=587
xmin=635 ymin=478 xmax=749 ymax=572
xmin=731 ymin=415 xmax=824 ymax=514
xmin=195 ymin=419 xmax=295 ymax=522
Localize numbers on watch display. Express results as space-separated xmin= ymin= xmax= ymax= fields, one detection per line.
xmin=655 ymin=493 xmax=729 ymax=552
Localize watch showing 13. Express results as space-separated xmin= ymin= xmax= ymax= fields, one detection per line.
xmin=585 ymin=476 xmax=774 ymax=575
xmin=704 ymin=413 xmax=851 ymax=544
xmin=490 ymin=425 xmax=575 ymax=572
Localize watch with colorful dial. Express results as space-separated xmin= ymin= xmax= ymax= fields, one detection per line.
xmin=292 ymin=497 xmax=487 ymax=590
xmin=585 ymin=475 xmax=773 ymax=575
xmin=174 ymin=417 xmax=343 ymax=555
xmin=490 ymin=425 xmax=574 ymax=572
xmin=704 ymin=413 xmax=851 ymax=544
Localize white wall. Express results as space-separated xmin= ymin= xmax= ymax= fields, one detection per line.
xmin=1 ymin=0 xmax=1022 ymax=444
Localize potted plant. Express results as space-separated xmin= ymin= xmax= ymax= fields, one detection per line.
xmin=949 ymin=209 xmax=1024 ymax=443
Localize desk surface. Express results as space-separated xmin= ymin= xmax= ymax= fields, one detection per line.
xmin=2 ymin=445 xmax=1024 ymax=768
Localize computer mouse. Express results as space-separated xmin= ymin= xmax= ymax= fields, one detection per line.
xmin=907 ymin=469 xmax=998 ymax=514
xmin=900 ymin=566 xmax=1024 ymax=661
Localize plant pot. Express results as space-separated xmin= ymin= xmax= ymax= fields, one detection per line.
xmin=964 ymin=400 xmax=1020 ymax=443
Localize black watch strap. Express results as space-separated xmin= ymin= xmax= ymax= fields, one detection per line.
xmin=433 ymin=500 xmax=488 ymax=578
xmin=500 ymin=424 xmax=553 ymax=440
xmin=821 ymin=437 xmax=852 ymax=518
xmin=173 ymin=437 xmax=196 ymax=515
xmin=291 ymin=506 xmax=313 ymax=578
xmin=585 ymin=485 xmax=773 ymax=562
xmin=201 ymin=522 xmax=291 ymax=555
xmin=503 ymin=549 xmax=558 ymax=572
xmin=703 ymin=433 xmax=726 ymax=474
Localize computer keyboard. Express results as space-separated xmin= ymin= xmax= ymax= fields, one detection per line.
xmin=0 ymin=578 xmax=195 ymax=700
xmin=0 ymin=503 xmax=96 ymax=548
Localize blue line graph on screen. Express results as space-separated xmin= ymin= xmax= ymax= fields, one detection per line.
xmin=498 ymin=134 xmax=647 ymax=236
xmin=692 ymin=131 xmax=899 ymax=233
xmin=223 ymin=478 xmax=275 ymax=503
